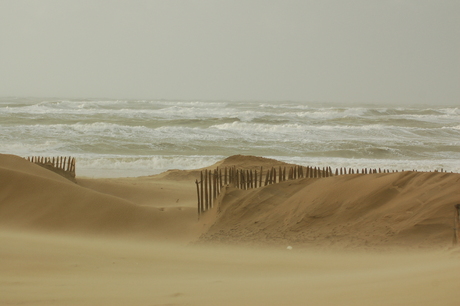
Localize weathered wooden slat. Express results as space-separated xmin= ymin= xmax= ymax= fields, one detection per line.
xmin=454 ymin=204 xmax=460 ymax=247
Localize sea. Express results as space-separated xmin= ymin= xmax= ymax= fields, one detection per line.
xmin=1 ymin=97 xmax=459 ymax=178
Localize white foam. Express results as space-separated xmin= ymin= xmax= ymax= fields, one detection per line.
xmin=2 ymin=99 xmax=459 ymax=177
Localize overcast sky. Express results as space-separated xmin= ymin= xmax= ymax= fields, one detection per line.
xmin=0 ymin=0 xmax=458 ymax=105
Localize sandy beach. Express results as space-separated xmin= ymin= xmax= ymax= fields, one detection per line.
xmin=2 ymin=1 xmax=459 ymax=304
xmin=1 ymin=153 xmax=460 ymax=305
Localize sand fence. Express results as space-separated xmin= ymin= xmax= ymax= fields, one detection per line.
xmin=195 ymin=165 xmax=403 ymax=216
xmin=195 ymin=165 xmax=460 ymax=247
xmin=25 ymin=156 xmax=76 ymax=181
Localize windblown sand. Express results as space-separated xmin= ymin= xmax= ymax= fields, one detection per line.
xmin=1 ymin=154 xmax=459 ymax=305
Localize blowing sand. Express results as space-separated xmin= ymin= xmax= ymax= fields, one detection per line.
xmin=1 ymin=153 xmax=459 ymax=305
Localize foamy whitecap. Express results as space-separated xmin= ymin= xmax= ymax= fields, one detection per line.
xmin=1 ymin=98 xmax=459 ymax=176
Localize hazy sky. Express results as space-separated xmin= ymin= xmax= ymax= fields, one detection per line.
xmin=0 ymin=0 xmax=458 ymax=104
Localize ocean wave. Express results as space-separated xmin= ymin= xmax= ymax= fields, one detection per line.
xmin=210 ymin=121 xmax=401 ymax=134
xmin=2 ymin=100 xmax=459 ymax=130
xmin=2 ymin=98 xmax=459 ymax=177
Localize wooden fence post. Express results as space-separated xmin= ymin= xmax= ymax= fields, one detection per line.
xmin=236 ymin=169 xmax=240 ymax=189
xmin=204 ymin=170 xmax=209 ymax=211
xmin=228 ymin=167 xmax=231 ymax=185
xmin=72 ymin=158 xmax=76 ymax=174
xmin=217 ymin=168 xmax=221 ymax=194
xmin=247 ymin=170 xmax=251 ymax=189
xmin=259 ymin=167 xmax=263 ymax=187
xmin=229 ymin=167 xmax=233 ymax=186
xmin=238 ymin=169 xmax=241 ymax=189
xmin=218 ymin=168 xmax=222 ymax=190
xmin=454 ymin=204 xmax=460 ymax=247
xmin=196 ymin=179 xmax=201 ymax=216
xmin=244 ymin=170 xmax=248 ymax=189
xmin=213 ymin=169 xmax=217 ymax=200
xmin=247 ymin=170 xmax=249 ymax=189
xmin=209 ymin=170 xmax=214 ymax=207
xmin=209 ymin=170 xmax=213 ymax=207
xmin=237 ymin=169 xmax=240 ymax=189
xmin=200 ymin=171 xmax=204 ymax=213
xmin=245 ymin=170 xmax=248 ymax=189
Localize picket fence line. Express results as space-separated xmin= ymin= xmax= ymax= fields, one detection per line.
xmin=195 ymin=165 xmax=453 ymax=216
xmin=26 ymin=156 xmax=76 ymax=178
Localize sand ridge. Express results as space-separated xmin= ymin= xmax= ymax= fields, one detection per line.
xmin=199 ymin=170 xmax=460 ymax=249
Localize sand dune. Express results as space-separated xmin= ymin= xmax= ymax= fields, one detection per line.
xmin=1 ymin=153 xmax=459 ymax=246
xmin=0 ymin=154 xmax=197 ymax=240
xmin=201 ymin=170 xmax=460 ymax=249
xmin=1 ymin=153 xmax=460 ymax=305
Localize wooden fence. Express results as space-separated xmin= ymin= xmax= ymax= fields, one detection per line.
xmin=196 ymin=165 xmax=336 ymax=216
xmin=26 ymin=156 xmax=76 ymax=179
xmin=195 ymin=165 xmax=452 ymax=217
